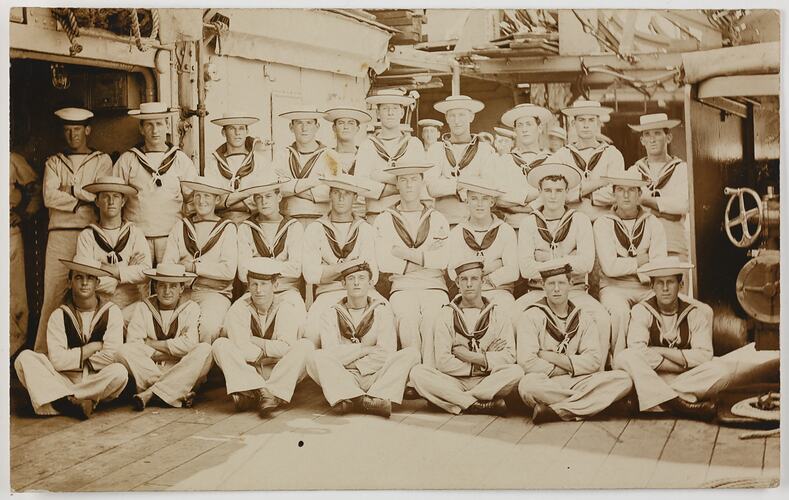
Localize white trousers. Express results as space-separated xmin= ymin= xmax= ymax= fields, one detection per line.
xmin=146 ymin=236 xmax=168 ymax=266
xmin=115 ymin=342 xmax=213 ymax=407
xmin=304 ymin=289 xmax=384 ymax=348
xmin=518 ymin=370 xmax=632 ymax=420
xmin=306 ymin=347 xmax=420 ymax=406
xmin=389 ymin=289 xmax=448 ymax=367
xmin=14 ymin=350 xmax=128 ymax=415
xmin=10 ymin=229 xmax=28 ymax=355
xmin=599 ymin=283 xmax=652 ymax=359
xmin=516 ymin=289 xmax=612 ymax=371
xmin=613 ymin=343 xmax=778 ymax=411
xmin=183 ymin=290 xmax=231 ymax=344
xmin=410 ymin=364 xmax=524 ymax=415
xmin=212 ymin=337 xmax=313 ymax=402
xmin=35 ymin=229 xmax=80 ymax=353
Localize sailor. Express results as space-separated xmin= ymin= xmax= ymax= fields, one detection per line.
xmin=115 ymin=263 xmax=212 ymax=410
xmin=354 ymin=90 xmax=427 ymax=222
xmin=594 ymin=170 xmax=668 ymax=359
xmin=35 ymin=107 xmax=114 ymax=353
xmin=447 ymin=176 xmax=518 ymax=314
xmin=547 ymin=125 xmax=567 ymax=153
xmin=548 ymin=100 xmax=625 ymax=222
xmin=205 ymin=112 xmax=271 ymax=223
xmin=417 ymin=118 xmax=443 ymax=151
xmin=302 ymin=174 xmax=380 ymax=346
xmin=10 ymin=151 xmax=41 ymax=355
xmin=373 ymin=163 xmax=450 ymax=366
xmin=236 ymin=173 xmax=305 ymax=316
xmin=427 ymin=95 xmax=498 ymax=225
xmin=162 ymin=176 xmax=237 ymax=343
xmin=114 ymin=102 xmax=198 ymax=264
xmin=273 ymin=108 xmax=339 ymax=225
xmin=212 ymin=259 xmax=313 ymax=416
xmin=516 ymin=262 xmax=633 ymax=424
xmin=75 ymin=176 xmax=151 ymax=320
xmin=492 ymin=126 xmax=515 ymax=156
xmin=306 ymin=260 xmax=420 ymax=418
xmin=627 ymin=113 xmax=690 ymax=259
xmin=515 ymin=163 xmax=611 ymax=369
xmin=494 ymin=104 xmax=554 ymax=229
xmin=14 ymin=256 xmax=128 ymax=419
xmin=409 ymin=257 xmax=524 ymax=415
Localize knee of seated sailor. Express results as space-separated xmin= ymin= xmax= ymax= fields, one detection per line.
xmin=13 ymin=349 xmax=38 ymax=372
xmin=517 ymin=372 xmax=546 ymax=392
xmin=292 ymin=338 xmax=316 ymax=355
xmin=104 ymin=363 xmax=131 ymax=383
xmin=408 ymin=364 xmax=432 ymax=384
xmin=191 ymin=342 xmax=213 ymax=359
xmin=612 ymin=347 xmax=642 ymax=370
xmin=499 ymin=364 xmax=525 ymax=380
xmin=211 ymin=336 xmax=233 ymax=356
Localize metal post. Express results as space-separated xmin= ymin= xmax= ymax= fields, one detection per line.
xmin=196 ymin=40 xmax=207 ymax=175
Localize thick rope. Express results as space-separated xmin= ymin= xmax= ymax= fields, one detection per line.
xmin=52 ymin=8 xmax=83 ymax=55
xmin=129 ymin=8 xmax=160 ymax=52
xmin=130 ymin=8 xmax=145 ymax=51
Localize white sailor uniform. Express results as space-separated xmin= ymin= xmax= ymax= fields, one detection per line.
xmin=594 ymin=208 xmax=667 ymax=357
xmin=273 ymin=143 xmax=342 ymax=224
xmin=162 ymin=217 xmax=238 ymax=343
xmin=410 ymin=297 xmax=524 ymax=414
xmin=15 ymin=299 xmax=128 ymax=415
xmin=75 ymin=221 xmax=152 ymax=319
xmin=516 ymin=208 xmax=611 ymax=369
xmin=212 ymin=294 xmax=313 ymax=403
xmin=205 ymin=139 xmax=272 ymax=223
xmin=302 ymin=215 xmax=379 ymax=346
xmin=628 ymin=157 xmax=690 ymax=258
xmin=494 ymin=149 xmax=550 ymax=228
xmin=306 ymin=297 xmax=420 ymax=407
xmin=115 ymin=297 xmax=213 ymax=406
xmin=373 ymin=204 xmax=450 ymax=365
xmin=113 ymin=144 xmax=198 ymax=263
xmin=36 ymin=150 xmax=113 ymax=353
xmin=237 ymin=216 xmax=305 ymax=315
xmin=516 ymin=299 xmax=632 ymax=419
xmin=10 ymin=152 xmax=38 ymax=354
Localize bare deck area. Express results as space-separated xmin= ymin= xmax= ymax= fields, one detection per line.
xmin=10 ymin=379 xmax=779 ymax=491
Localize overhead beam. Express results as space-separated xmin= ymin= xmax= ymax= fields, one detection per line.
xmin=467 ymin=52 xmax=684 ymax=78
xmin=697 ymin=74 xmax=779 ymax=99
xmin=387 ymin=46 xmax=453 ymax=73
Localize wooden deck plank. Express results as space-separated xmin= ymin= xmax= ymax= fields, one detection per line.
xmin=762 ymin=435 xmax=780 ymax=478
xmin=10 ymin=415 xmax=74 ymax=448
xmin=647 ymin=419 xmax=719 ymax=488
xmin=705 ymin=424 xmax=766 ymax=484
xmin=591 ymin=418 xmax=675 ymax=488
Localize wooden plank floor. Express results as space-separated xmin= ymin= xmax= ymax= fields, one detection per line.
xmin=10 ymin=381 xmax=779 ymax=491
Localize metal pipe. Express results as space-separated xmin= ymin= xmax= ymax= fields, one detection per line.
xmin=450 ymin=59 xmax=461 ymax=95
xmin=195 ymin=40 xmax=207 ymax=175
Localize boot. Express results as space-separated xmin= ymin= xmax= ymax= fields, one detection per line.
xmin=361 ymin=396 xmax=392 ymax=418
xmin=257 ymin=388 xmax=285 ymax=416
xmin=465 ymin=398 xmax=507 ymax=416
xmin=231 ymin=390 xmax=260 ymax=412
xmin=532 ymin=403 xmax=562 ymax=425
xmin=403 ymin=387 xmax=421 ymax=400
xmin=503 ymin=390 xmax=528 ymax=414
xmin=663 ymin=397 xmax=717 ymax=422
xmin=51 ymin=396 xmax=94 ymax=420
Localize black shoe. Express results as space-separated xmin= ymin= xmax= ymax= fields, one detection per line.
xmin=231 ymin=390 xmax=260 ymax=412
xmin=335 ymin=398 xmax=357 ymax=415
xmin=257 ymin=388 xmax=284 ymax=416
xmin=132 ymin=394 xmax=147 ymax=412
xmin=465 ymin=398 xmax=507 ymax=416
xmin=403 ymin=387 xmax=421 ymax=400
xmin=51 ymin=396 xmax=94 ymax=420
xmin=663 ymin=397 xmax=717 ymax=422
xmin=182 ymin=391 xmax=196 ymax=408
xmin=361 ymin=396 xmax=392 ymax=418
xmin=532 ymin=403 xmax=562 ymax=425
xmin=504 ymin=390 xmax=527 ymax=414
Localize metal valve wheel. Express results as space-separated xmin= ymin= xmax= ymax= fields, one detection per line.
xmin=723 ymin=187 xmax=763 ymax=248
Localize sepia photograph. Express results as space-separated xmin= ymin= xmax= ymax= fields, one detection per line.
xmin=3 ymin=2 xmax=783 ymax=493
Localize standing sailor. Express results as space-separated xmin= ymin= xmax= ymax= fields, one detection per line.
xmin=35 ymin=107 xmax=113 ymax=353
xmin=75 ymin=176 xmax=151 ymax=319
xmin=516 ymin=262 xmax=632 ymax=423
xmin=627 ymin=114 xmax=690 ymax=259
xmin=15 ymin=256 xmax=128 ymax=419
xmin=492 ymin=126 xmax=515 ymax=156
xmin=409 ymin=257 xmax=524 ymax=415
xmin=427 ymin=95 xmax=498 ymax=226
xmin=114 ymin=102 xmax=198 ymax=265
xmin=417 ymin=118 xmax=443 ymax=151
xmin=547 ymin=126 xmax=567 ymax=154
xmin=115 ymin=263 xmax=212 ymax=410
xmin=307 ymin=260 xmax=420 ymax=417
xmin=162 ymin=177 xmax=237 ymax=343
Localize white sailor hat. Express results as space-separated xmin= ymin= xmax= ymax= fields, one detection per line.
xmin=477 ymin=132 xmax=495 ymax=144
xmin=637 ymin=256 xmax=694 ymax=278
xmin=548 ymin=126 xmax=567 ymax=141
xmin=323 ymin=107 xmax=373 ymax=124
xmin=433 ymin=95 xmax=485 ymax=114
xmin=238 ymin=172 xmax=289 ymax=198
xmin=246 ymin=257 xmax=284 ymax=282
xmin=600 ymin=169 xmax=650 ymax=188
xmin=143 ymin=263 xmax=196 ymax=283
xmin=536 ymin=262 xmax=574 ymax=281
xmin=628 ymin=113 xmax=681 ymax=133
xmin=453 ymin=256 xmax=485 ymax=277
xmin=493 ymin=127 xmax=515 ymax=139
xmin=83 ymin=176 xmax=138 ymax=197
xmin=336 ymin=259 xmax=372 ymax=280
xmin=365 ymin=89 xmax=414 ymax=107
xmin=54 ymin=107 xmax=94 ymax=123
xmin=60 ymin=255 xmax=112 ymax=278
xmin=526 ymin=162 xmax=582 ymax=190
xmin=501 ymin=103 xmax=552 ymax=127
xmin=418 ymin=118 xmax=443 ymax=129
xmin=383 ymin=162 xmax=433 ymax=177
xmin=321 ymin=173 xmax=371 ymax=196
xmin=210 ymin=112 xmax=260 ymax=127
xmin=457 ymin=175 xmax=505 ymax=198
xmin=181 ymin=176 xmax=233 ymax=196
xmin=278 ymin=107 xmax=324 ymax=121
xmin=128 ymin=102 xmax=178 ymax=120
xmin=561 ymin=99 xmax=613 ymax=117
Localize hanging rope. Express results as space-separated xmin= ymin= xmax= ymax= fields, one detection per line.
xmin=129 ymin=8 xmax=160 ymax=52
xmin=51 ymin=8 xmax=83 ymax=56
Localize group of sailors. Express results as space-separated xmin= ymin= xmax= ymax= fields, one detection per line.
xmin=12 ymin=89 xmax=747 ymax=424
